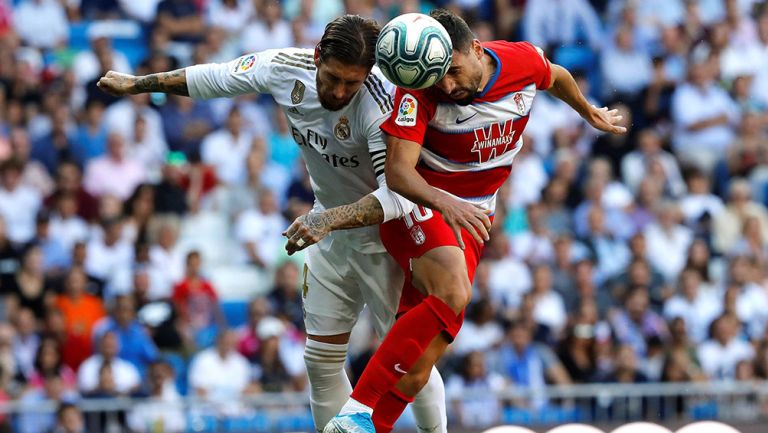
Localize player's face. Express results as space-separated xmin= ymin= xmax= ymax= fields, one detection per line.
xmin=434 ymin=40 xmax=485 ymax=106
xmin=314 ymin=55 xmax=369 ymax=111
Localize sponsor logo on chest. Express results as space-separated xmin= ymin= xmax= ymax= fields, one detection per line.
xmin=471 ymin=119 xmax=516 ymax=163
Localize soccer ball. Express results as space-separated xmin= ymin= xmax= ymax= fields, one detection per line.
xmin=376 ymin=13 xmax=453 ymax=90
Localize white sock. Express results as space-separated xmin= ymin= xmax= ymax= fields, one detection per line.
xmin=304 ymin=339 xmax=353 ymax=432
xmin=411 ymin=366 xmax=448 ymax=433
xmin=339 ymin=397 xmax=374 ymax=416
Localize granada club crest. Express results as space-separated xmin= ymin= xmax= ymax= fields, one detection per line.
xmin=410 ymin=226 xmax=426 ymax=245
xmin=514 ymin=93 xmax=525 ymax=113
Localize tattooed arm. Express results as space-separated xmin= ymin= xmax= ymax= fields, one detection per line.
xmin=97 ymin=69 xmax=189 ymax=97
xmin=283 ymin=194 xmax=385 ymax=255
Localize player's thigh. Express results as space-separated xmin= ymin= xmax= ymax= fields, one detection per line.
xmin=302 ymin=245 xmax=365 ymax=337
xmin=347 ymin=251 xmax=403 ymax=339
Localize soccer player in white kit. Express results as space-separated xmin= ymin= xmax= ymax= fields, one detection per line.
xmin=97 ymin=15 xmax=447 ymax=433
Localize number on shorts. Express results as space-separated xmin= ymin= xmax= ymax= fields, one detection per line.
xmin=404 ymin=206 xmax=434 ymax=228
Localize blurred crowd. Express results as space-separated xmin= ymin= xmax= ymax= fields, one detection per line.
xmin=0 ymin=0 xmax=766 ymax=431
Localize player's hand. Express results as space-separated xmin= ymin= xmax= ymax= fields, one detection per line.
xmin=97 ymin=71 xmax=139 ymax=96
xmin=437 ymin=195 xmax=491 ymax=250
xmin=283 ymin=212 xmax=330 ymax=255
xmin=586 ymin=105 xmax=627 ymax=135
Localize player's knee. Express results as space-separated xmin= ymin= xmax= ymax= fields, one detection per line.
xmin=399 ymin=366 xmax=432 ymax=397
xmin=433 ymin=273 xmax=472 ymax=312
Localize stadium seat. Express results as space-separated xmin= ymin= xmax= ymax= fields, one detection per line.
xmin=221 ymin=300 xmax=249 ymax=328
xmin=207 ymin=265 xmax=271 ymax=300
xmin=162 ymin=352 xmax=189 ymax=396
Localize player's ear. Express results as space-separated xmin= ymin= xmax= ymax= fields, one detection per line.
xmin=472 ymin=39 xmax=483 ymax=59
xmin=313 ymin=44 xmax=321 ymax=68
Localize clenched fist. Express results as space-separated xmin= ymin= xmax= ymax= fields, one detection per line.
xmin=97 ymin=71 xmax=139 ymax=96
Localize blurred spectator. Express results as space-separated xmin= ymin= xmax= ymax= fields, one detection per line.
xmin=600 ymin=344 xmax=648 ymax=383
xmin=644 ymin=201 xmax=693 ymax=282
xmin=267 ymin=261 xmax=303 ymax=330
xmin=93 ymin=295 xmax=159 ymax=375
xmin=82 ymin=132 xmax=146 ymax=200
xmin=492 ymin=320 xmax=570 ymax=409
xmin=17 ymin=374 xmax=78 ymax=433
xmin=153 ymin=153 xmax=194 ymax=215
xmin=235 ymin=189 xmax=288 ymax=269
xmin=610 ymin=287 xmax=669 ymax=358
xmin=156 ymin=0 xmax=206 ymax=44
xmin=55 ymin=267 xmax=106 ymax=369
xmin=104 ymin=94 xmax=166 ymax=153
xmin=268 ymin=109 xmax=301 ymax=171
xmin=32 ymin=211 xmax=70 ymax=274
xmin=171 ymin=250 xmax=223 ymax=343
xmin=11 ymin=307 xmax=39 ymax=380
xmin=507 ymin=140 xmax=548 ymax=208
xmin=661 ymin=317 xmax=706 ymax=383
xmin=601 ymin=25 xmax=653 ymax=100
xmin=9 ymin=127 xmax=54 ymax=197
xmin=12 ymin=0 xmax=69 ymax=49
xmin=557 ymin=316 xmax=600 ymax=383
xmin=0 ymin=216 xmax=20 ymax=283
xmin=72 ymin=32 xmax=132 ymax=87
xmin=27 ymin=336 xmax=77 ymax=391
xmin=510 ymin=203 xmax=554 ymax=266
xmin=528 ymin=265 xmax=567 ymax=335
xmin=160 ymin=94 xmax=214 ymax=156
xmin=78 ymin=331 xmax=140 ymax=394
xmin=621 ymin=128 xmax=685 ymax=197
xmin=30 ymin=106 xmax=75 ymax=176
xmin=453 ymin=299 xmax=504 ymax=356
xmin=127 ymin=361 xmax=185 ymax=433
xmin=236 ymin=298 xmax=271 ymax=360
xmin=206 ymin=0 xmax=253 ymax=35
xmin=3 ymin=244 xmax=51 ymax=320
xmin=148 ymin=219 xmax=184 ymax=298
xmin=713 ymin=179 xmax=768 ymax=254
xmin=523 ymin=0 xmax=602 ymax=50
xmin=445 ymin=351 xmax=506 ymax=428
xmin=698 ymin=314 xmax=755 ymax=380
xmin=51 ymin=403 xmax=88 ymax=433
xmin=663 ymin=267 xmax=722 ymax=343
xmin=73 ymin=100 xmax=108 ymax=170
xmin=84 ymin=218 xmax=133 ymax=288
xmin=671 ymin=47 xmax=740 ymax=172
xmin=45 ymin=162 xmax=99 ymax=223
xmin=729 ymin=256 xmax=768 ymax=339
xmin=580 ymin=205 xmax=631 ymax=283
xmin=679 ymin=168 xmax=725 ymax=228
xmin=82 ymin=363 xmax=128 ymax=432
xmin=481 ymin=234 xmax=531 ymax=310
xmin=201 ymin=106 xmax=253 ymax=186
xmin=189 ymin=329 xmax=255 ymax=401
xmin=0 ymin=159 xmax=42 ymax=244
xmin=241 ymin=0 xmax=293 ymax=53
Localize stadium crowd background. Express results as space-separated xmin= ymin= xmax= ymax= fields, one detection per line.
xmin=0 ymin=0 xmax=766 ymax=431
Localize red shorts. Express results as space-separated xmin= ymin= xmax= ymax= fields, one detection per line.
xmin=379 ymin=205 xmax=487 ymax=339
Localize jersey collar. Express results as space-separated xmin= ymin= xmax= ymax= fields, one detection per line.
xmin=478 ymin=47 xmax=501 ymax=98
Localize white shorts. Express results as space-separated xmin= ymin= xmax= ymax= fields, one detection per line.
xmin=302 ymin=237 xmax=403 ymax=338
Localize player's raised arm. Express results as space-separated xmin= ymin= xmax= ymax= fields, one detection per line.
xmin=98 ymin=69 xmax=189 ymax=96
xmin=98 ymin=51 xmax=280 ymax=99
xmin=547 ymin=63 xmax=627 ymax=134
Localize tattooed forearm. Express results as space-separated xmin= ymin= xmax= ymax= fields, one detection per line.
xmin=311 ymin=194 xmax=385 ymax=233
xmin=133 ymin=69 xmax=189 ymax=96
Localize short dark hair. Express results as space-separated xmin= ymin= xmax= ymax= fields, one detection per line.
xmin=429 ymin=8 xmax=474 ymax=53
xmin=318 ymin=15 xmax=380 ymax=69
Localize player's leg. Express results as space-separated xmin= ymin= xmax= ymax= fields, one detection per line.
xmin=330 ymin=209 xmax=472 ymax=427
xmin=352 ymin=258 xmax=448 ymax=433
xmin=303 ymin=246 xmax=366 ymax=432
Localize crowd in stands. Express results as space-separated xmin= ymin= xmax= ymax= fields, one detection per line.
xmin=0 ymin=0 xmax=766 ymax=431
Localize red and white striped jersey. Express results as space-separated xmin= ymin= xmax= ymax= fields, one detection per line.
xmin=381 ymin=40 xmax=552 ymax=212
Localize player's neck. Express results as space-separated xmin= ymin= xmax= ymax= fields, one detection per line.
xmin=477 ymin=52 xmax=497 ymax=94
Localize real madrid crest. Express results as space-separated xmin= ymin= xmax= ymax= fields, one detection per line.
xmin=291 ymin=80 xmax=305 ymax=105
xmin=334 ymin=116 xmax=350 ymax=140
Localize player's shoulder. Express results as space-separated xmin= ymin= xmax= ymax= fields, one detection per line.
xmin=236 ymin=47 xmax=316 ymax=74
xmin=357 ymin=67 xmax=395 ymax=116
xmin=483 ymin=40 xmax=544 ymax=62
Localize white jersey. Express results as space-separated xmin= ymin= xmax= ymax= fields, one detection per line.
xmin=187 ymin=48 xmax=407 ymax=253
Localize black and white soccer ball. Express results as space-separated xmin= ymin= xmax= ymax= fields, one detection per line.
xmin=376 ymin=13 xmax=453 ymax=90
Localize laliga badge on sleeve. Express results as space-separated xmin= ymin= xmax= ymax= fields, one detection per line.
xmin=395 ymin=94 xmax=418 ymax=126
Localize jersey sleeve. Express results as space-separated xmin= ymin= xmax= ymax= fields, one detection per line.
xmin=522 ymin=42 xmax=552 ymax=90
xmin=379 ymin=87 xmax=435 ymax=145
xmin=186 ymin=50 xmax=282 ymax=99
xmin=361 ymin=78 xmax=415 ymax=222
